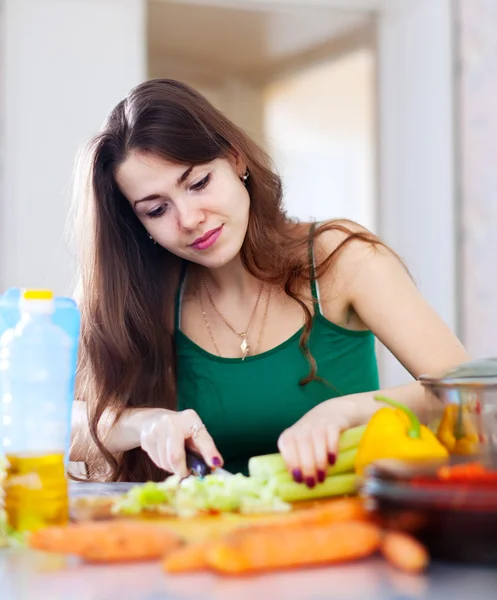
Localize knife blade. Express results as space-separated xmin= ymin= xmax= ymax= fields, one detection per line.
xmin=185 ymin=449 xmax=232 ymax=479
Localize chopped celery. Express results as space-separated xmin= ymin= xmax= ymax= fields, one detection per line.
xmin=112 ymin=480 xmax=174 ymax=515
xmin=248 ymin=425 xmax=365 ymax=478
xmin=277 ymin=473 xmax=358 ymax=503
xmin=112 ymin=472 xmax=291 ymax=518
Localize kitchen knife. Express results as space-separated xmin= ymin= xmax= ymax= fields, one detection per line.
xmin=185 ymin=448 xmax=232 ymax=479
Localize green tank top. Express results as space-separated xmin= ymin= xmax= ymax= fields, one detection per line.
xmin=175 ymin=231 xmax=379 ymax=474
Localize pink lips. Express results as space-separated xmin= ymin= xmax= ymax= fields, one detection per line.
xmin=190 ymin=225 xmax=223 ymax=251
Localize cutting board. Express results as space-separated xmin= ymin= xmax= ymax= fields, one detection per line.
xmin=70 ymin=494 xmax=335 ymax=543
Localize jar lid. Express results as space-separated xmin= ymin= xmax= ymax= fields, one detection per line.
xmin=419 ymin=358 xmax=497 ymax=388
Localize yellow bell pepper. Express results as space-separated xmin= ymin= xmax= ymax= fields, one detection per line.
xmin=436 ymin=404 xmax=479 ymax=455
xmin=355 ymin=395 xmax=449 ymax=475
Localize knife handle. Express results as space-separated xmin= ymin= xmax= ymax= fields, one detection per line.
xmin=185 ymin=449 xmax=211 ymax=478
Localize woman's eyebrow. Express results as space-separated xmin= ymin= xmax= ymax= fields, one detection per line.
xmin=133 ymin=165 xmax=194 ymax=207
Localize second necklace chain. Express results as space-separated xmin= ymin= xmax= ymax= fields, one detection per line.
xmin=200 ymin=279 xmax=270 ymax=359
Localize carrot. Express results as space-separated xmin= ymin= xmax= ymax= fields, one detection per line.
xmin=206 ymin=520 xmax=381 ymax=574
xmin=289 ymin=497 xmax=368 ymax=526
xmin=234 ymin=497 xmax=369 ymax=532
xmin=163 ymin=541 xmax=212 ymax=573
xmin=381 ymin=531 xmax=429 ymax=574
xmin=29 ymin=520 xmax=181 ymax=563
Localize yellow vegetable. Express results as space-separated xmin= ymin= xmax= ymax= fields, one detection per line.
xmin=436 ymin=404 xmax=479 ymax=455
xmin=355 ymin=395 xmax=449 ymax=475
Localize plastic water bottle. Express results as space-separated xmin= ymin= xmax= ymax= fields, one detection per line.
xmin=0 ymin=290 xmax=74 ymax=531
xmin=0 ymin=287 xmax=80 ymax=456
xmin=0 ymin=288 xmax=20 ymax=338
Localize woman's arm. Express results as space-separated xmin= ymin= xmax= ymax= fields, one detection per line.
xmin=324 ymin=233 xmax=468 ymax=414
xmin=70 ymin=401 xmax=223 ymax=476
xmin=70 ymin=400 xmax=156 ymax=461
xmin=278 ymin=223 xmax=470 ymax=481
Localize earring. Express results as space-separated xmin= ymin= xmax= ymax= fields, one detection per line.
xmin=241 ymin=169 xmax=249 ymax=183
xmin=149 ymin=234 xmax=157 ymax=245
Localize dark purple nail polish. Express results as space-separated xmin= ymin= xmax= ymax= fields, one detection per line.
xmin=212 ymin=456 xmax=221 ymax=466
xmin=317 ymin=469 xmax=326 ymax=483
xmin=328 ymin=453 xmax=336 ymax=466
xmin=292 ymin=469 xmax=303 ymax=483
xmin=305 ymin=477 xmax=316 ymax=489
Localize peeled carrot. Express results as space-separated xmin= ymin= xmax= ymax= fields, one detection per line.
xmin=29 ymin=520 xmax=181 ymax=563
xmin=163 ymin=541 xmax=212 ymax=573
xmin=206 ymin=520 xmax=381 ymax=574
xmin=162 ymin=498 xmax=368 ymax=574
xmin=381 ymin=531 xmax=429 ymax=574
xmin=261 ymin=497 xmax=368 ymax=528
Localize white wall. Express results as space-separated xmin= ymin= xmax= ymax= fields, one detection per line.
xmin=0 ymin=0 xmax=147 ymax=295
xmin=376 ymin=0 xmax=456 ymax=385
xmin=458 ymin=0 xmax=497 ymax=359
xmin=263 ymin=49 xmax=375 ymax=230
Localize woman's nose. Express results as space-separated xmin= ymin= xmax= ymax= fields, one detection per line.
xmin=177 ymin=201 xmax=205 ymax=231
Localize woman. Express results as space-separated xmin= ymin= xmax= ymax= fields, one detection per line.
xmin=70 ymin=79 xmax=469 ymax=484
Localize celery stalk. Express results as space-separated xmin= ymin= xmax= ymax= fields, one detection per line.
xmin=339 ymin=424 xmax=366 ymax=452
xmin=270 ymin=448 xmax=357 ymax=485
xmin=277 ymin=473 xmax=358 ymax=503
xmin=248 ymin=425 xmax=366 ymax=478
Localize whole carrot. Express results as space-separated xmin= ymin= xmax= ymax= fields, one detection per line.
xmin=253 ymin=497 xmax=368 ymax=529
xmin=163 ymin=541 xmax=212 ymax=573
xmin=206 ymin=520 xmax=381 ymax=574
xmin=381 ymin=531 xmax=429 ymax=574
xmin=29 ymin=520 xmax=181 ymax=563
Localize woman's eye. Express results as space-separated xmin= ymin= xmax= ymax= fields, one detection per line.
xmin=147 ymin=205 xmax=168 ymax=219
xmin=189 ymin=173 xmax=211 ymax=192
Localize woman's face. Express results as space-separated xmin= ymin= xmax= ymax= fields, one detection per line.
xmin=115 ymin=152 xmax=250 ymax=269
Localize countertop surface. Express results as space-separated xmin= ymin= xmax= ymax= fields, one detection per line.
xmin=1 ymin=482 xmax=496 ymax=600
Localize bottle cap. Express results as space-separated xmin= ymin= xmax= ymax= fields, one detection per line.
xmin=22 ymin=290 xmax=54 ymax=301
xmin=20 ymin=289 xmax=55 ymax=314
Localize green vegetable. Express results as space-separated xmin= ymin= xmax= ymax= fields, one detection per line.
xmin=276 ymin=473 xmax=358 ymax=503
xmin=269 ymin=448 xmax=357 ymax=485
xmin=112 ymin=481 xmax=173 ymax=515
xmin=248 ymin=426 xmax=365 ymax=479
xmin=112 ymin=473 xmax=291 ymax=518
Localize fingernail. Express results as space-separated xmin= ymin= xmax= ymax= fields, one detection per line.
xmin=305 ymin=477 xmax=316 ymax=489
xmin=328 ymin=453 xmax=336 ymax=466
xmin=317 ymin=469 xmax=326 ymax=483
xmin=292 ymin=469 xmax=303 ymax=483
xmin=212 ymin=457 xmax=221 ymax=466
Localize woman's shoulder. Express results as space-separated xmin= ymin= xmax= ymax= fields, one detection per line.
xmin=310 ymin=219 xmax=404 ymax=304
xmin=310 ymin=219 xmax=385 ymax=264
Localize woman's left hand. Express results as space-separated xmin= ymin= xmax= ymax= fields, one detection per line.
xmin=277 ymin=400 xmax=353 ymax=488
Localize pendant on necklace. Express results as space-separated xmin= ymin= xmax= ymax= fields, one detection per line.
xmin=240 ymin=334 xmax=249 ymax=360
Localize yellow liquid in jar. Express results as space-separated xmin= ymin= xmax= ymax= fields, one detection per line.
xmin=4 ymin=453 xmax=68 ymax=532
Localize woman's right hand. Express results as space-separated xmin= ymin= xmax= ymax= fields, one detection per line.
xmin=131 ymin=408 xmax=223 ymax=477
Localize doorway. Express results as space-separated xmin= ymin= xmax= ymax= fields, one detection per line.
xmin=147 ymin=0 xmax=376 ymax=230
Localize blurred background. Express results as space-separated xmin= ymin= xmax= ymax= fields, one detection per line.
xmin=0 ymin=0 xmax=495 ymax=388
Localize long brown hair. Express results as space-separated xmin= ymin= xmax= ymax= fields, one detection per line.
xmin=73 ymin=79 xmax=384 ymax=482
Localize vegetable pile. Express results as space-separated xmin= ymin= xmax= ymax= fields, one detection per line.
xmin=113 ymin=473 xmax=291 ymax=518
xmin=112 ymin=425 xmax=365 ymax=519
xmin=28 ymin=497 xmax=429 ymax=575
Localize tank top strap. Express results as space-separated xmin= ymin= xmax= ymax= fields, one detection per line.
xmin=308 ymin=222 xmax=322 ymax=316
xmin=174 ymin=261 xmax=188 ymax=331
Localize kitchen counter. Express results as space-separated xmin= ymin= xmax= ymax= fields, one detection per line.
xmin=1 ymin=483 xmax=496 ymax=600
